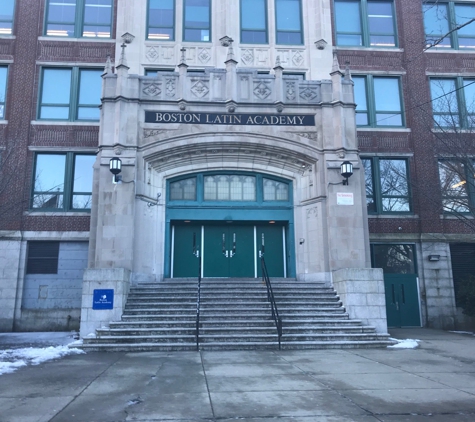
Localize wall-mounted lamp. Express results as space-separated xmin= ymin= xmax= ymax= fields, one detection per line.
xmin=340 ymin=161 xmax=353 ymax=185
xmin=109 ymin=157 xmax=122 ymax=183
xmin=428 ymin=254 xmax=440 ymax=262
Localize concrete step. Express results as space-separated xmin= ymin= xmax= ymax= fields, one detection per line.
xmin=79 ymin=276 xmax=391 ymax=352
xmin=281 ymin=333 xmax=389 ymax=342
xmin=199 ymin=334 xmax=278 ymax=343
xmin=283 ymin=326 xmax=377 ymax=334
xmin=97 ymin=328 xmax=197 ymax=336
xmin=84 ymin=335 xmax=196 ymax=344
xmin=110 ymin=321 xmax=196 ymax=329
xmin=79 ymin=342 xmax=198 ymax=352
xmin=124 ymin=303 xmax=197 ymax=309
xmin=280 ymin=340 xmax=395 ymax=350
xmin=122 ymin=307 xmax=196 ymax=316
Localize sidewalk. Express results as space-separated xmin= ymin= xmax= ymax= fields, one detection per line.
xmin=0 ymin=328 xmax=474 ymax=422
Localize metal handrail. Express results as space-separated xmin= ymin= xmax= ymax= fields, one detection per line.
xmin=261 ymin=257 xmax=283 ymax=349
xmin=196 ymin=256 xmax=202 ymax=351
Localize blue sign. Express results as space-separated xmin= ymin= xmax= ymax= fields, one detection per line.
xmin=93 ymin=289 xmax=114 ymax=310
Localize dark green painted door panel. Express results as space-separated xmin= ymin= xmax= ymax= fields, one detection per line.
xmin=384 ymin=274 xmax=421 ymax=327
xmin=203 ymin=225 xmax=230 ymax=277
xmin=228 ymin=226 xmax=255 ymax=277
xmin=203 ymin=225 xmax=254 ymax=277
xmin=257 ymin=225 xmax=285 ymax=277
xmin=172 ymin=224 xmax=201 ymax=277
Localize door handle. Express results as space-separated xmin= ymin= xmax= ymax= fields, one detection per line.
xmin=222 ymin=233 xmax=226 ymax=256
xmin=230 ymin=233 xmax=236 ymax=257
xmin=225 ymin=250 xmax=229 ymax=258
xmin=259 ymin=250 xmax=263 ymax=258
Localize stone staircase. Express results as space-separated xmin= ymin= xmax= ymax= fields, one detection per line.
xmin=79 ymin=278 xmax=394 ymax=352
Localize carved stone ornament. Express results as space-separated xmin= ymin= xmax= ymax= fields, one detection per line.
xmin=144 ymin=129 xmax=167 ymax=138
xmin=190 ymin=80 xmax=209 ymax=98
xmin=198 ymin=48 xmax=211 ymax=63
xmin=114 ymin=148 xmax=123 ymax=155
xmin=241 ymin=49 xmax=254 ymax=65
xmin=286 ymin=82 xmax=296 ymax=101
xmin=299 ymin=87 xmax=318 ymax=101
xmin=179 ymin=102 xmax=187 ymax=111
xmin=292 ymin=51 xmax=304 ymax=67
xmin=143 ymin=83 xmax=162 ymax=97
xmin=295 ymin=132 xmax=318 ymax=141
xmin=146 ymin=46 xmax=159 ymax=62
xmin=253 ymin=81 xmax=271 ymax=100
xmin=306 ymin=207 xmax=318 ymax=218
xmin=165 ymin=78 xmax=176 ymax=97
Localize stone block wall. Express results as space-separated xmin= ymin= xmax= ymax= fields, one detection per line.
xmin=332 ymin=268 xmax=388 ymax=334
xmin=80 ymin=268 xmax=131 ymax=338
xmin=0 ymin=234 xmax=22 ymax=331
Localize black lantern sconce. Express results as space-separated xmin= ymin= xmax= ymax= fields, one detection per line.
xmin=109 ymin=157 xmax=122 ymax=183
xmin=340 ymin=161 xmax=353 ymax=185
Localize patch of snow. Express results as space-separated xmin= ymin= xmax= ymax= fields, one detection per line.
xmin=86 ymin=333 xmax=96 ymax=338
xmin=449 ymin=331 xmax=475 ymax=336
xmin=387 ymin=338 xmax=420 ymax=349
xmin=68 ymin=339 xmax=84 ymax=347
xmin=0 ymin=345 xmax=85 ymax=376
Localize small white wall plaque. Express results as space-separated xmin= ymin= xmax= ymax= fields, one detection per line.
xmin=337 ymin=192 xmax=354 ymax=205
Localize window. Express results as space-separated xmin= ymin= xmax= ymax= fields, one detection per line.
xmin=371 ymin=244 xmax=416 ymax=274
xmin=430 ymin=77 xmax=475 ymax=128
xmin=144 ymin=68 xmax=175 ymax=76
xmin=363 ymin=157 xmax=411 ymax=213
xmin=204 ymin=175 xmax=256 ymax=201
xmin=275 ymin=0 xmax=303 ymax=44
xmin=334 ymin=0 xmax=397 ymax=47
xmin=438 ymin=160 xmax=475 ymax=213
xmin=423 ymin=2 xmax=475 ymax=49
xmin=32 ymin=153 xmax=95 ymax=211
xmin=0 ymin=0 xmax=14 ymax=35
xmin=39 ymin=67 xmax=102 ymax=121
xmin=241 ymin=0 xmax=267 ymax=44
xmin=170 ymin=177 xmax=197 ymax=200
xmin=0 ymin=66 xmax=8 ymax=119
xmin=263 ymin=178 xmax=289 ymax=201
xmin=183 ymin=0 xmax=210 ymax=42
xmin=45 ymin=0 xmax=112 ymax=38
xmin=169 ymin=173 xmax=291 ymax=204
xmin=26 ymin=242 xmax=60 ymax=274
xmin=148 ymin=0 xmax=175 ymax=40
xmin=353 ymin=75 xmax=404 ymax=127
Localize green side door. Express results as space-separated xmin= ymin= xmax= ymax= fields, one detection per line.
xmin=384 ymin=274 xmax=421 ymax=327
xmin=257 ymin=224 xmax=286 ymax=277
xmin=172 ymin=224 xmax=201 ymax=277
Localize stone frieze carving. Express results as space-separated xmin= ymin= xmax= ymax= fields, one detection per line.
xmin=241 ymin=49 xmax=254 ymax=65
xmin=286 ymin=82 xmax=296 ymax=101
xmin=165 ymin=78 xmax=176 ymax=97
xmin=198 ymin=48 xmax=211 ymax=63
xmin=306 ymin=207 xmax=318 ymax=218
xmin=142 ymin=83 xmax=162 ymax=97
xmin=295 ymin=132 xmax=318 ymax=141
xmin=144 ymin=129 xmax=167 ymax=138
xmin=253 ymin=81 xmax=271 ymax=100
xmin=299 ymin=87 xmax=318 ymax=101
xmin=292 ymin=51 xmax=304 ymax=67
xmin=145 ymin=46 xmax=159 ymax=62
xmin=190 ymin=80 xmax=209 ymax=98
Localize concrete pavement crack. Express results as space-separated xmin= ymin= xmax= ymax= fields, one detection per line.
xmin=200 ymin=350 xmax=217 ymax=422
xmin=47 ymin=352 xmax=127 ymax=422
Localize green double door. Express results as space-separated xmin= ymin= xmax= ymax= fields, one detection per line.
xmin=172 ymin=223 xmax=286 ymax=278
xmin=384 ymin=274 xmax=421 ymax=327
